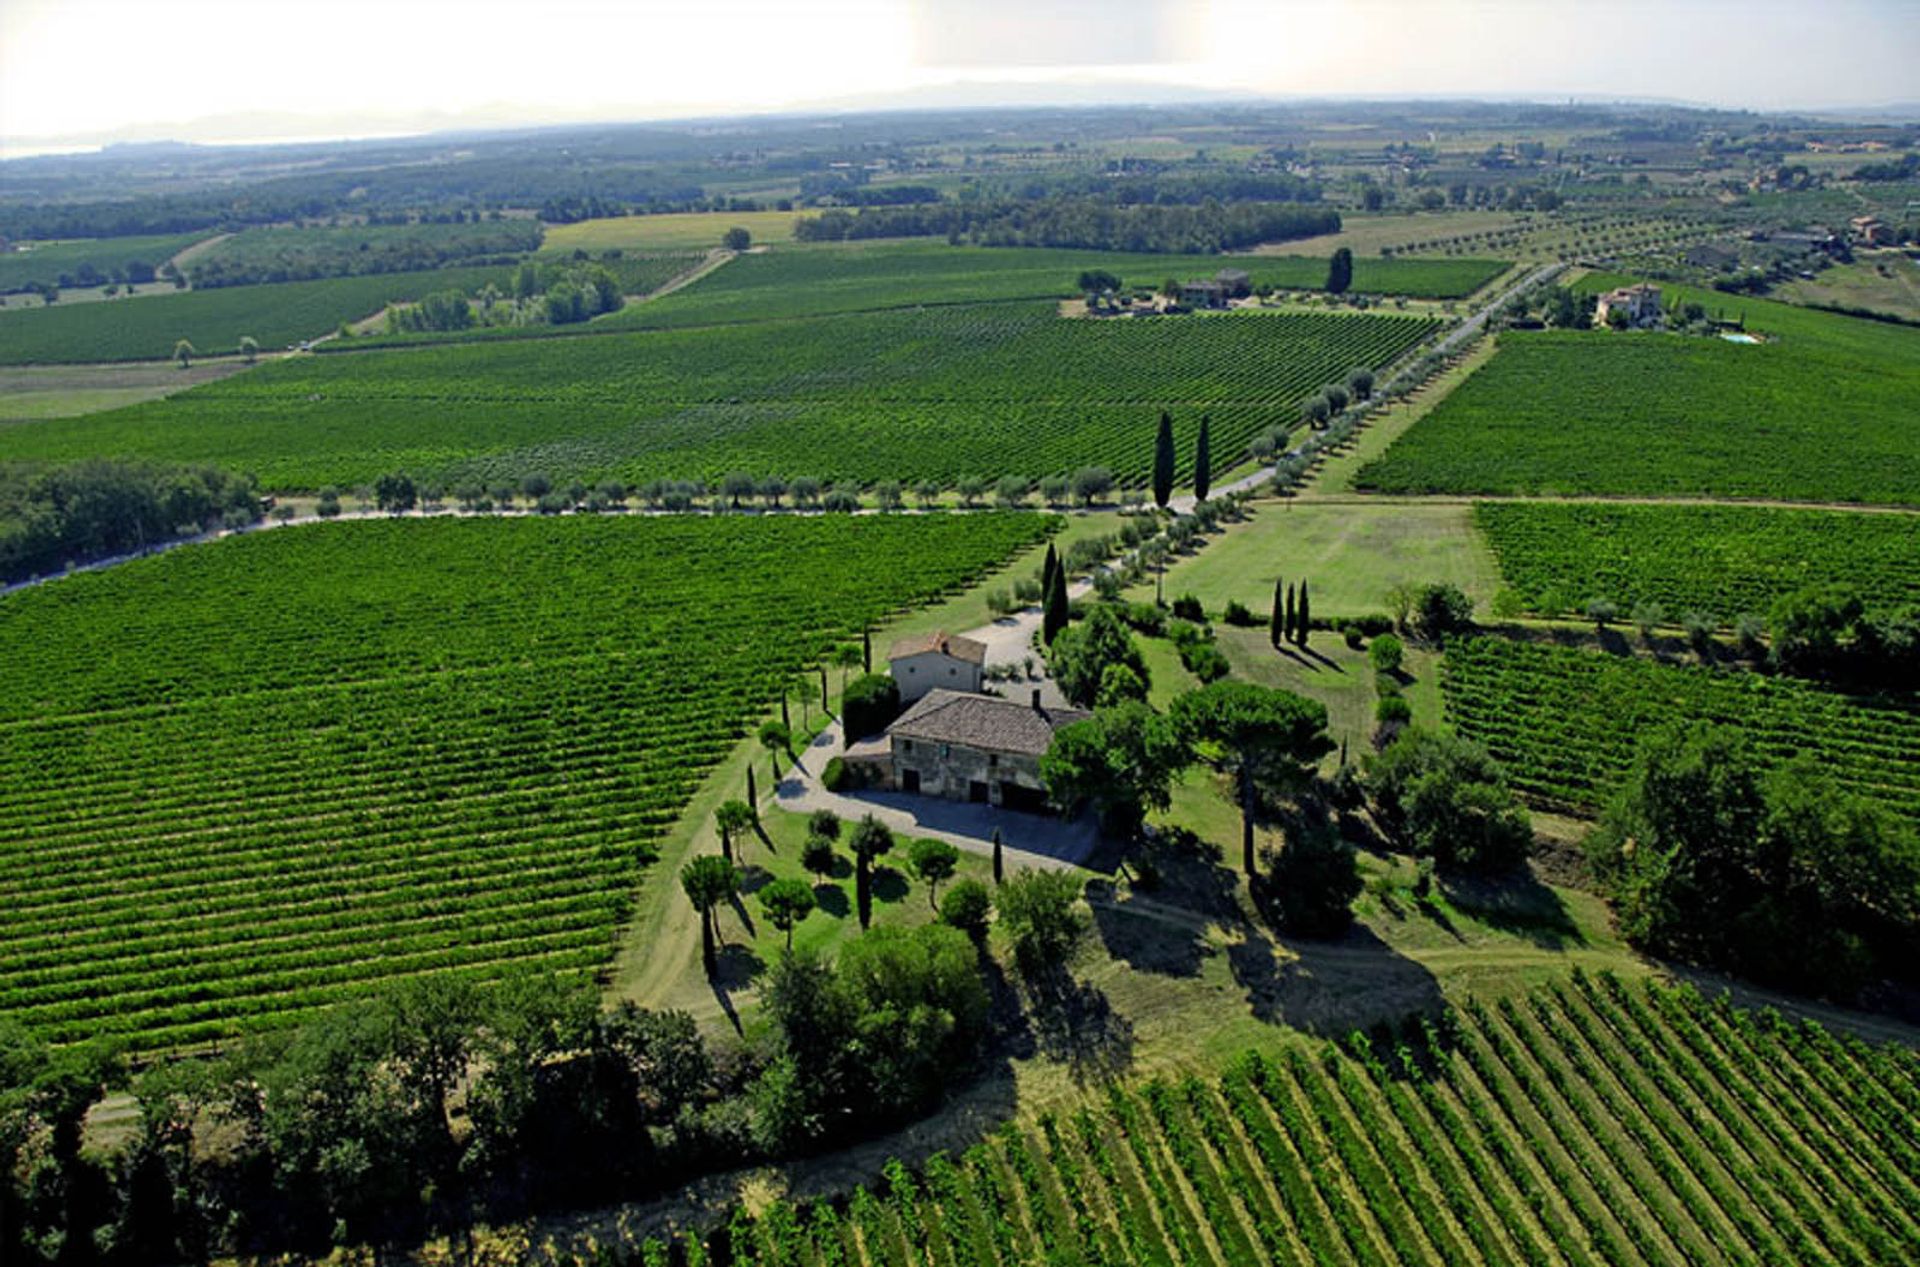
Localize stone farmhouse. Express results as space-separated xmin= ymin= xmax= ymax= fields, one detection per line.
xmin=881 ymin=688 xmax=1088 ymax=813
xmin=1595 ymin=283 xmax=1662 ymax=329
xmin=887 ymin=630 xmax=986 ymax=702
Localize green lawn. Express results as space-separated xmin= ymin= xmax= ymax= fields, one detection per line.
xmin=1143 ymin=499 xmax=1502 ymax=621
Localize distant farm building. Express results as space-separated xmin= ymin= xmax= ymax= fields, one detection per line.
xmin=882 ymin=689 xmax=1088 ymax=812
xmin=1181 ymin=269 xmax=1252 ymax=308
xmin=887 ymin=631 xmax=986 ymax=703
xmin=1181 ymin=279 xmax=1227 ymax=309
xmin=1850 ymin=215 xmax=1894 ymax=246
xmin=1595 ymin=283 xmax=1662 ymax=329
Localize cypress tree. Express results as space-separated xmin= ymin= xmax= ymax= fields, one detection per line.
xmin=781 ymin=694 xmax=790 ymax=732
xmin=992 ymin=828 xmax=1004 ymax=886
xmin=1041 ymin=542 xmax=1059 ymax=604
xmin=746 ymin=764 xmax=757 ymax=810
xmin=1043 ymin=565 xmax=1070 ymax=646
xmin=1270 ymin=577 xmax=1285 ymax=647
xmin=862 ymin=628 xmax=872 ymax=673
xmin=1284 ymin=583 xmax=1296 ymax=643
xmin=1327 ymin=247 xmax=1353 ymax=295
xmin=1194 ymin=415 xmax=1212 ymax=503
xmin=820 ymin=664 xmax=828 ymax=710
xmin=1297 ymin=581 xmax=1311 ymax=645
xmin=1152 ymin=411 xmax=1175 ymax=510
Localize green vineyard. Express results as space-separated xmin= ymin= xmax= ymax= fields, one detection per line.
xmin=1353 ymin=292 xmax=1920 ymax=506
xmin=680 ymin=974 xmax=1920 ymax=1267
xmin=1473 ymin=501 xmax=1920 ymax=624
xmin=0 ymin=264 xmax=517 ymax=364
xmin=1440 ymin=636 xmax=1920 ymax=820
xmin=0 ymin=304 xmax=1438 ymax=489
xmin=601 ymin=241 xmax=1506 ymax=331
xmin=0 ymin=513 xmax=1050 ymax=1049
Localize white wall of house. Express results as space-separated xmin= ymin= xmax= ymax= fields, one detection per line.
xmin=890 ymin=651 xmax=983 ymax=703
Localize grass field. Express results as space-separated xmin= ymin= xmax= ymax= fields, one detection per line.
xmin=0 ymin=232 xmax=214 ymax=293
xmin=0 ymin=512 xmax=1051 ymax=1049
xmin=0 ymin=304 xmax=1437 ymax=491
xmin=1354 ymin=282 xmax=1920 ymax=506
xmin=1256 ymin=210 xmax=1526 ymax=258
xmin=693 ymin=973 xmax=1920 ymax=1267
xmin=1441 ymin=635 xmax=1920 ymax=821
xmin=1139 ymin=500 xmax=1502 ymax=620
xmin=1475 ymin=501 xmax=1920 ymax=624
xmin=543 ymin=209 xmax=802 ymax=252
xmin=0 ymin=265 xmax=514 ymax=364
xmin=1774 ymin=251 xmax=1920 ymax=324
xmin=0 ymin=361 xmax=251 ymax=421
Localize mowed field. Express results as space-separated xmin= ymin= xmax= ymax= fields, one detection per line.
xmin=0 ymin=360 xmax=252 ymax=421
xmin=1441 ymin=636 xmax=1920 ymax=822
xmin=0 ymin=512 xmax=1051 ymax=1049
xmin=1353 ymin=281 xmax=1920 ymax=506
xmin=543 ymin=209 xmax=802 ymax=252
xmin=0 ymin=264 xmax=514 ymax=364
xmin=0 ymin=305 xmax=1438 ymax=490
xmin=1145 ymin=500 xmax=1502 ymax=619
xmin=707 ymin=975 xmax=1920 ymax=1267
xmin=1474 ymin=501 xmax=1920 ymax=624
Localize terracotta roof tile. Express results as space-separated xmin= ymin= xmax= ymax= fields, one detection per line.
xmin=887 ymin=689 xmax=1089 ymax=757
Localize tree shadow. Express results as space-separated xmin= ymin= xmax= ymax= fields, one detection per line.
xmin=1142 ymin=825 xmax=1244 ymax=924
xmin=706 ymin=943 xmax=766 ymax=1036
xmin=1085 ymin=877 xmax=1208 ymax=978
xmin=812 ymin=883 xmax=850 ymax=919
xmin=1229 ymin=922 xmax=1445 ymax=1038
xmin=1438 ymin=869 xmax=1586 ymax=949
xmin=736 ymin=864 xmax=773 ymax=897
xmin=1023 ymin=969 xmax=1136 ymax=1086
xmin=870 ymin=865 xmax=910 ymax=904
xmin=726 ymin=890 xmax=758 ymax=936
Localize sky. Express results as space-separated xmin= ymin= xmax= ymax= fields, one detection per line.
xmin=2 ymin=0 xmax=1915 ymax=154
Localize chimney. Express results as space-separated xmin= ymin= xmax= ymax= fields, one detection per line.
xmin=1031 ymin=689 xmax=1043 ymax=711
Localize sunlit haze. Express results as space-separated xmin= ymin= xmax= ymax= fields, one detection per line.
xmin=3 ymin=0 xmax=1916 ymax=155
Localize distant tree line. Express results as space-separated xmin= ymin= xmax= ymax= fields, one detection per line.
xmin=0 ymin=460 xmax=261 ymax=585
xmin=795 ymin=199 xmax=1341 ymax=254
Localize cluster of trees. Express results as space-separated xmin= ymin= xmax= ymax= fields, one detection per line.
xmin=0 ymin=976 xmax=728 ymax=1263
xmin=1298 ymin=365 xmax=1375 ymax=430
xmin=1766 ymin=586 xmax=1919 ymax=689
xmin=1587 ymin=722 xmax=1920 ymax=997
xmin=794 ymin=199 xmax=1341 ymax=254
xmin=0 ymin=459 xmax=261 ymax=584
xmin=1364 ymin=728 xmax=1533 ymax=874
xmin=1269 ymin=578 xmax=1312 ymax=648
xmin=1149 ymin=410 xmax=1213 ymax=508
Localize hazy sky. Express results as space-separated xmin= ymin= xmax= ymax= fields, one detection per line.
xmin=2 ymin=0 xmax=1915 ymax=152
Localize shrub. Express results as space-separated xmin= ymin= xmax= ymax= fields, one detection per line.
xmin=842 ymin=673 xmax=902 ymax=741
xmin=808 ymin=808 xmax=841 ymax=840
xmin=939 ymin=879 xmax=993 ymax=945
xmin=1412 ymin=583 xmax=1475 ymax=643
xmin=1119 ymin=602 xmax=1166 ymax=636
xmin=821 ymin=757 xmax=849 ymax=792
xmin=1170 ymin=594 xmax=1205 ymax=622
xmin=1261 ymin=831 xmax=1361 ymax=937
xmin=1343 ymin=626 xmax=1365 ymax=649
xmin=1222 ymin=599 xmax=1257 ymax=627
xmin=1180 ymin=640 xmax=1231 ymax=683
xmin=1368 ymin=633 xmax=1404 ymax=675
